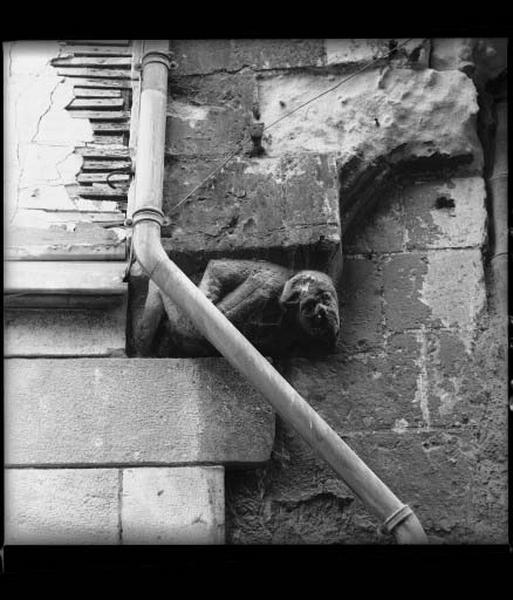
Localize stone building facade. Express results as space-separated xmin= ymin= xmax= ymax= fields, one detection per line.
xmin=4 ymin=38 xmax=508 ymax=545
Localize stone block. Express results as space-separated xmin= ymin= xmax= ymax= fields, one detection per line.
xmin=326 ymin=38 xmax=430 ymax=69
xmin=383 ymin=249 xmax=485 ymax=334
xmin=170 ymin=39 xmax=325 ymax=76
xmin=121 ymin=467 xmax=225 ymax=544
xmin=337 ymin=256 xmax=384 ymax=353
xmin=340 ymin=429 xmax=481 ymax=543
xmin=473 ymin=38 xmax=508 ymax=85
xmin=5 ymin=358 xmax=275 ymax=467
xmin=4 ymin=300 xmax=127 ymax=357
xmin=431 ymin=38 xmax=475 ymax=73
xmin=166 ymin=101 xmax=249 ymax=157
xmin=5 ymin=222 xmax=127 ymax=260
xmin=402 ymin=177 xmax=487 ymax=250
xmin=259 ymin=67 xmax=482 ymax=230
xmin=283 ymin=333 xmax=424 ymax=433
xmin=345 ymin=176 xmax=487 ymax=255
xmin=258 ymin=68 xmax=480 ymax=160
xmin=166 ymin=71 xmax=257 ymax=156
xmin=418 ymin=249 xmax=486 ymax=334
xmin=4 ymin=261 xmax=128 ymax=296
xmin=423 ymin=329 xmax=497 ymax=430
xmin=162 ymin=153 xmax=340 ymax=259
xmin=383 ymin=253 xmax=430 ymax=331
xmin=5 ymin=468 xmax=119 ymax=544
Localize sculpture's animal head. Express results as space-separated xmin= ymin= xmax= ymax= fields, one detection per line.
xmin=279 ymin=270 xmax=340 ymax=345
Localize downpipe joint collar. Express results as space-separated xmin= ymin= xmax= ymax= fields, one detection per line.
xmin=141 ymin=51 xmax=173 ymax=71
xmin=381 ymin=504 xmax=414 ymax=535
xmin=127 ymin=206 xmax=167 ymax=228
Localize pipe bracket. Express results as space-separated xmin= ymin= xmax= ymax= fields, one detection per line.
xmin=381 ymin=504 xmax=414 ymax=534
xmin=130 ymin=206 xmax=166 ymax=228
xmin=141 ymin=51 xmax=172 ymax=71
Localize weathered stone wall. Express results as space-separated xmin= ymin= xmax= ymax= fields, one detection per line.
xmin=162 ymin=39 xmax=507 ymax=543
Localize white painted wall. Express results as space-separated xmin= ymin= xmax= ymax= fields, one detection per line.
xmin=3 ymin=41 xmax=93 ymax=228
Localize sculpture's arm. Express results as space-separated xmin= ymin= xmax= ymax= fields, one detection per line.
xmin=198 ymin=259 xmax=265 ymax=304
xmin=215 ymin=272 xmax=272 ymax=325
xmin=216 ymin=264 xmax=291 ymax=325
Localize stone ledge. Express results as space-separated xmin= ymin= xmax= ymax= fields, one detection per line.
xmin=4 ymin=261 xmax=128 ymax=306
xmin=4 ymin=301 xmax=127 ymax=357
xmin=5 ymin=358 xmax=275 ymax=467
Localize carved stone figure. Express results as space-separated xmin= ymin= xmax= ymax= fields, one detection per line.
xmin=135 ymin=259 xmax=340 ymax=357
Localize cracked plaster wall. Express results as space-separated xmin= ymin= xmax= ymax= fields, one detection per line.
xmin=4 ymin=41 xmax=93 ymax=228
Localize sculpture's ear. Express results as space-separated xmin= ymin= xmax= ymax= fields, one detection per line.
xmin=279 ymin=275 xmax=302 ymax=310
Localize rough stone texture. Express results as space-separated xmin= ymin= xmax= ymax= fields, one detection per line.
xmin=121 ymin=467 xmax=225 ymax=544
xmin=5 ymin=468 xmax=119 ymax=544
xmin=257 ymin=67 xmax=482 ymax=231
xmin=431 ymin=38 xmax=508 ymax=89
xmin=167 ymin=71 xmax=256 ymax=156
xmin=226 ymin=313 xmax=508 ymax=544
xmin=5 ymin=358 xmax=275 ymax=467
xmin=5 ymin=40 xmax=499 ymax=546
xmin=343 ymin=176 xmax=487 ymax=255
xmin=4 ymin=300 xmax=127 ymax=357
xmin=326 ymin=38 xmax=430 ymax=69
xmin=382 ymin=253 xmax=431 ymax=330
xmin=163 ymin=43 xmax=483 ymax=265
xmin=279 ymin=344 xmax=425 ymax=432
xmin=162 ymin=153 xmax=340 ymax=258
xmin=418 ymin=249 xmax=486 ymax=332
xmin=472 ymin=39 xmax=508 ymax=87
xmin=343 ymin=185 xmax=405 ymax=254
xmin=170 ymin=39 xmax=325 ymax=76
xmin=431 ymin=39 xmax=476 ymax=74
xmin=159 ymin=39 xmax=505 ymax=544
xmin=431 ymin=37 xmax=508 ymax=88
xmin=226 ymin=420 xmax=493 ymax=544
xmin=424 ymin=330 xmax=487 ymax=429
xmin=383 ymin=249 xmax=486 ymax=337
xmin=336 ymin=256 xmax=383 ymax=354
xmin=258 ymin=67 xmax=481 ymax=161
xmin=402 ymin=177 xmax=487 ymax=250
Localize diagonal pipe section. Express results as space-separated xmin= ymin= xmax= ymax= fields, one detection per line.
xmin=131 ymin=40 xmax=428 ymax=544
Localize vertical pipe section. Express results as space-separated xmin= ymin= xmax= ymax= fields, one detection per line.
xmin=132 ymin=40 xmax=428 ymax=544
xmin=132 ymin=40 xmax=169 ymax=220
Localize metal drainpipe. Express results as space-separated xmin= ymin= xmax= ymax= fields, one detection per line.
xmin=131 ymin=40 xmax=428 ymax=544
